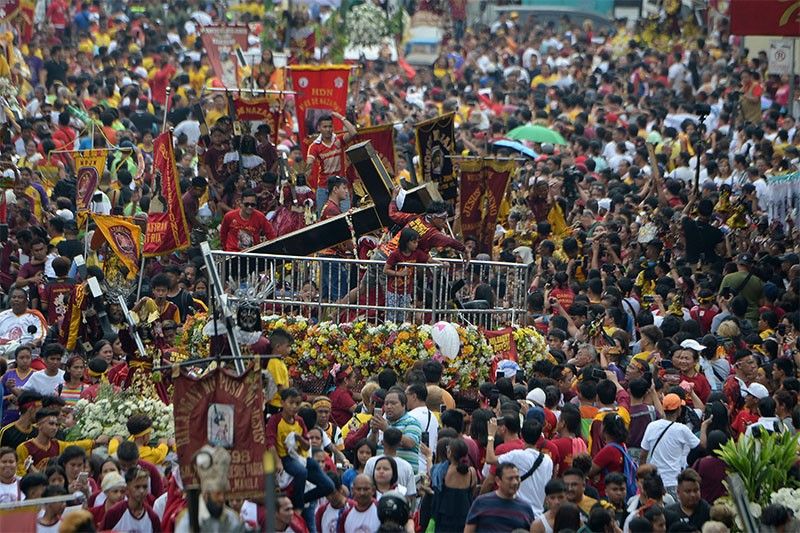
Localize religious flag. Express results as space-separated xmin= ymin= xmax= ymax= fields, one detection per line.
xmin=730 ymin=0 xmax=800 ymax=35
xmin=344 ymin=124 xmax=397 ymax=187
xmin=232 ymin=96 xmax=284 ymax=144
xmin=91 ymin=214 xmax=141 ymax=279
xmin=457 ymin=159 xmax=484 ymax=248
xmin=173 ymin=364 xmax=267 ymax=499
xmin=73 ymin=149 xmax=107 ymax=213
xmin=200 ymin=25 xmax=250 ymax=88
xmin=289 ymin=65 xmax=351 ymax=148
xmin=481 ymin=159 xmax=515 ymax=250
xmin=143 ymin=132 xmax=190 ymax=256
xmin=415 ymin=113 xmax=457 ymax=201
xmin=484 ymin=327 xmax=519 ymax=382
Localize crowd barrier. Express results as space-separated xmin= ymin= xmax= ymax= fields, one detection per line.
xmin=210 ymin=251 xmax=530 ymax=329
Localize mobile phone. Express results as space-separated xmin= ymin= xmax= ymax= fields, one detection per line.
xmin=659 ymin=359 xmax=673 ymax=370
xmin=496 ymin=371 xmax=504 ymax=381
xmin=24 ymin=456 xmax=33 ymax=471
xmin=439 ymin=404 xmax=447 ymax=413
xmin=421 ymin=431 xmax=429 ymax=444
xmin=77 ymin=472 xmax=89 ymax=484
xmin=777 ymin=324 xmax=787 ymax=336
xmin=373 ymin=407 xmax=382 ymax=417
xmin=591 ymin=368 xmax=606 ymax=380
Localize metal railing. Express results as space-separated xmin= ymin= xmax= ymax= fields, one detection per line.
xmin=210 ymin=251 xmax=530 ymax=329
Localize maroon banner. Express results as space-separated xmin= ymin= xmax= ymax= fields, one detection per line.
xmin=344 ymin=124 xmax=397 ymax=185
xmin=143 ymin=132 xmax=190 ymax=256
xmin=480 ymin=160 xmax=514 ymax=252
xmin=232 ymin=96 xmax=283 ymax=144
xmin=289 ymin=65 xmax=351 ymax=149
xmin=200 ymin=25 xmax=250 ymax=88
xmin=457 ymin=159 xmax=485 ymax=250
xmin=484 ymin=327 xmax=519 ymax=382
xmin=730 ymin=0 xmax=800 ymax=36
xmin=173 ymin=365 xmax=266 ymax=498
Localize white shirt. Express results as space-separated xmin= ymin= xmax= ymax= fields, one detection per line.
xmin=22 ymin=370 xmax=65 ymax=396
xmin=494 ymin=448 xmax=553 ymax=517
xmin=640 ymin=419 xmax=700 ymax=488
xmin=744 ymin=417 xmax=786 ymax=438
xmin=364 ymin=454 xmax=416 ymax=497
xmin=0 ymin=477 xmax=20 ymax=503
xmin=109 ymin=507 xmax=154 ymax=533
xmin=407 ymin=405 xmax=439 ymax=472
xmin=36 ymin=521 xmax=61 ymax=533
xmin=318 ymin=501 xmax=347 ymax=533
xmin=173 ymin=120 xmax=201 ymax=147
xmin=343 ymin=503 xmax=380 ymax=533
xmin=669 ymin=166 xmax=694 ymax=184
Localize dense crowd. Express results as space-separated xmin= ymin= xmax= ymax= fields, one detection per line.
xmin=0 ymin=0 xmax=799 ymax=532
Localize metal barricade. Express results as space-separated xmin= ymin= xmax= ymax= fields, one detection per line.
xmin=210 ymin=251 xmax=530 ymax=328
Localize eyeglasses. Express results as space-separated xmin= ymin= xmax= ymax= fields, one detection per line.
xmin=243 ymin=202 xmax=256 ymax=207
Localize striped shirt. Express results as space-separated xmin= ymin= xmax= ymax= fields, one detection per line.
xmin=378 ymin=412 xmax=422 ymax=475
xmin=465 ymin=492 xmax=536 ymax=531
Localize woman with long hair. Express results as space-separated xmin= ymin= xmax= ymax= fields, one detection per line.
xmin=342 ymin=439 xmax=376 ymax=491
xmin=430 ymin=437 xmax=477 ymax=532
xmin=1 ymin=345 xmax=35 ymax=424
xmin=588 ymin=413 xmax=630 ymax=497
xmin=59 ymin=356 xmax=85 ymax=407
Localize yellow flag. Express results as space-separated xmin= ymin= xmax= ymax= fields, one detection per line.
xmin=91 ymin=214 xmax=141 ymax=279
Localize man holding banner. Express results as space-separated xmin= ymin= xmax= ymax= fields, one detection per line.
xmin=305 ymin=111 xmax=357 ymax=215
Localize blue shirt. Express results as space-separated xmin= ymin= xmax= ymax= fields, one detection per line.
xmin=378 ymin=412 xmax=422 ymax=475
xmin=466 ymin=492 xmax=536 ymax=531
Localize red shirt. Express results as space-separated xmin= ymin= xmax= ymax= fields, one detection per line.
xmin=680 ymin=372 xmax=711 ymax=405
xmin=219 ymin=209 xmax=276 ymax=251
xmin=46 ymin=0 xmax=68 ymax=28
xmin=40 ymin=278 xmax=75 ymax=327
xmin=150 ymin=64 xmax=177 ymax=106
xmin=731 ymin=408 xmax=759 ymax=438
xmin=307 ymin=135 xmax=345 ymax=190
xmin=592 ymin=443 xmax=625 ymax=497
xmin=383 ymin=203 xmax=466 ymax=256
xmin=52 ymin=125 xmax=77 ymax=151
xmin=330 ymin=385 xmax=356 ymax=427
xmin=385 ymin=249 xmax=431 ymax=294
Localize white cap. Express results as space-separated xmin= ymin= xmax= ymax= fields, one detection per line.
xmin=56 ymin=208 xmax=74 ymax=221
xmin=526 ymin=388 xmax=546 ymax=408
xmin=742 ymin=382 xmax=769 ymax=400
xmin=680 ymin=339 xmax=706 ymax=352
xmin=598 ymin=198 xmax=612 ymax=211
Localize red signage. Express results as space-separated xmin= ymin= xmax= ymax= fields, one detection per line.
xmin=730 ymin=0 xmax=800 ymax=36
xmin=289 ymin=65 xmax=351 ymax=150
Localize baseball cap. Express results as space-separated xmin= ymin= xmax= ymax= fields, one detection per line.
xmin=663 ymin=393 xmax=685 ymax=411
xmin=498 ymin=360 xmax=521 ymax=378
xmin=742 ymin=382 xmax=769 ymax=400
xmin=680 ymin=339 xmax=706 ymax=352
xmin=736 ymin=253 xmax=754 ymax=266
xmin=526 ymin=388 xmax=546 ymax=408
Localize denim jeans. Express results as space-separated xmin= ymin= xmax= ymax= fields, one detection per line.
xmin=321 ymin=259 xmax=351 ymax=302
xmin=281 ymin=455 xmax=335 ymax=509
xmin=316 ymin=187 xmax=351 ymax=216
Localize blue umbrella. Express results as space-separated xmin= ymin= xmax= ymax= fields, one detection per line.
xmin=492 ymin=139 xmax=538 ymax=159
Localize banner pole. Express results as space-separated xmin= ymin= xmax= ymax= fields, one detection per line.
xmin=135 ymin=255 xmax=147 ymax=300
xmin=791 ymin=39 xmax=797 ymax=119
xmin=162 ymin=87 xmax=172 ymax=133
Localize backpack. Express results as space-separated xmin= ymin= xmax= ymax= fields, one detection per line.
xmin=608 ymin=443 xmax=638 ymax=500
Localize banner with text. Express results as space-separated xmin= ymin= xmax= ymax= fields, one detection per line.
xmin=91 ymin=214 xmax=141 ymax=279
xmin=74 ymin=149 xmax=107 ymax=213
xmin=173 ymin=365 xmax=266 ymax=499
xmin=484 ymin=327 xmax=519 ymax=383
xmin=730 ymin=0 xmax=800 ymax=36
xmin=344 ymin=124 xmax=397 ymax=186
xmin=416 ymin=113 xmax=457 ymax=201
xmin=232 ymin=96 xmax=283 ymax=143
xmin=457 ymin=159 xmax=485 ymax=248
xmin=289 ymin=65 xmax=351 ymax=150
xmin=143 ymin=132 xmax=190 ymax=256
xmin=200 ymin=25 xmax=250 ymax=88
xmin=481 ymin=159 xmax=515 ymax=251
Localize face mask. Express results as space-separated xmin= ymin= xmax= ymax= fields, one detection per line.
xmin=206 ymin=499 xmax=224 ymax=519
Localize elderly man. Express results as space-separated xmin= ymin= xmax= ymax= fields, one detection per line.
xmin=368 ymin=389 xmax=422 ymax=475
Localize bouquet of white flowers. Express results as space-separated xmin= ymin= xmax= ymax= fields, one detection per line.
xmin=67 ymin=385 xmax=174 ymax=441
xmin=346 ymin=2 xmax=392 ymax=47
xmin=771 ymin=488 xmax=800 ymax=517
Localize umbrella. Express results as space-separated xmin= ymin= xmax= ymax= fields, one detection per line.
xmin=492 ymin=139 xmax=538 ymax=159
xmin=506 ymin=125 xmax=567 ymax=145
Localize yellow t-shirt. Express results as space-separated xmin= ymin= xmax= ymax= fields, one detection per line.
xmin=275 ymin=416 xmax=307 ymax=458
xmin=108 ymin=437 xmax=169 ymax=465
xmin=267 ymin=359 xmax=289 ymax=408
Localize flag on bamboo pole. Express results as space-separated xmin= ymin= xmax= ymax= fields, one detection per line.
xmin=415 ymin=113 xmax=457 ymax=201
xmin=143 ymin=132 xmax=190 ymax=256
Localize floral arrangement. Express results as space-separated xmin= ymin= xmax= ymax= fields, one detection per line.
xmin=66 ymin=384 xmax=174 ymax=441
xmin=173 ymin=312 xmax=210 ymax=363
xmin=771 ymin=488 xmax=800 ymax=517
xmin=345 ymin=2 xmax=392 ymax=47
xmin=259 ymin=316 xmax=549 ymax=391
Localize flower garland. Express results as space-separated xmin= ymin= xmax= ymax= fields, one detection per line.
xmin=172 ymin=312 xmax=210 ymax=364
xmin=260 ymin=316 xmax=549 ymax=391
xmin=66 ymin=384 xmax=174 ymax=441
